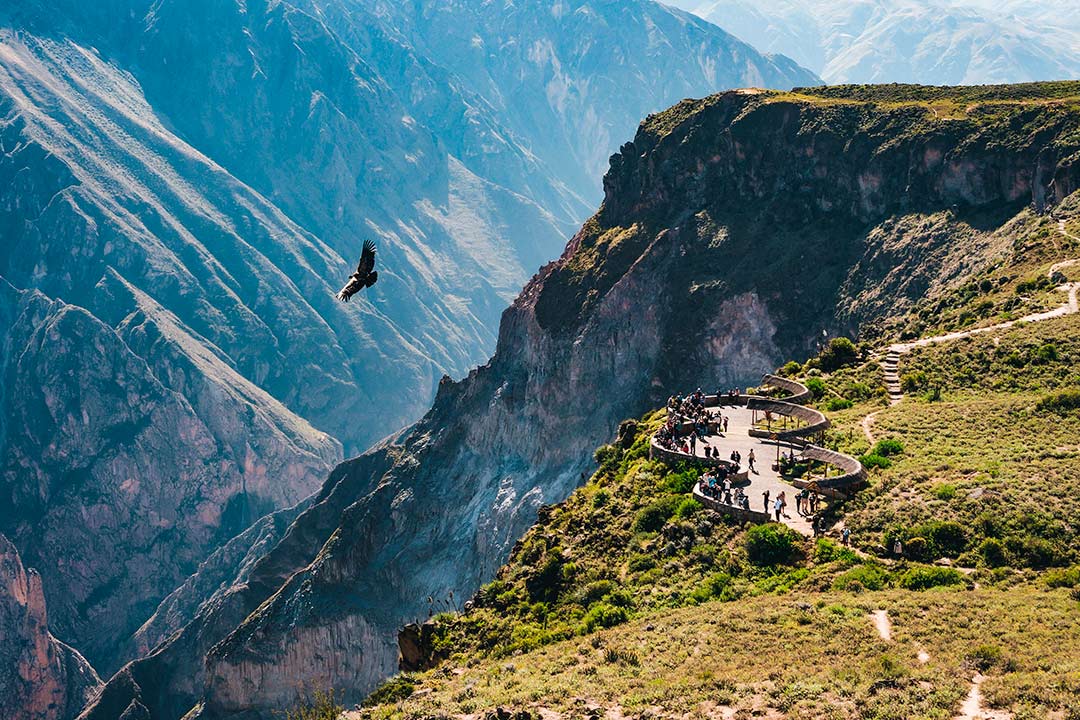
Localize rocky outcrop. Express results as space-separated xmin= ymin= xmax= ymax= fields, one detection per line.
xmin=0 ymin=534 xmax=102 ymax=720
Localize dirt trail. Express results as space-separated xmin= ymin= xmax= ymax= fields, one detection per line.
xmin=860 ymin=411 xmax=879 ymax=443
xmin=954 ymin=673 xmax=1012 ymax=720
xmin=870 ymin=609 xmax=891 ymax=641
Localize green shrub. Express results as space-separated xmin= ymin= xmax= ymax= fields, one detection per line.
xmin=904 ymin=536 xmax=930 ymax=561
xmin=813 ymin=538 xmax=858 ymax=566
xmin=633 ymin=497 xmax=679 ymax=533
xmin=833 ymin=564 xmax=891 ymax=591
xmin=901 ymin=371 xmax=928 ymax=393
xmin=661 ymin=469 xmax=699 ymax=494
xmin=745 ymin=523 xmax=801 ymax=566
xmin=921 ymin=521 xmax=968 ymax=558
xmin=592 ymin=489 xmax=610 ymax=508
xmin=979 ymin=538 xmax=1009 ymax=568
xmin=574 ymin=580 xmax=616 ymax=606
xmin=897 ymin=566 xmax=966 ymax=590
xmin=594 ymin=444 xmax=621 ymax=471
xmin=1006 ymin=536 xmax=1067 ymax=569
xmin=525 ymin=554 xmax=567 ymax=602
xmin=871 ymin=438 xmax=905 ymax=457
xmin=931 ymin=483 xmax=957 ymax=500
xmin=1045 ymin=565 xmax=1080 ymax=588
xmin=817 ymin=337 xmax=859 ymax=371
xmin=859 ymin=453 xmax=893 ymax=470
xmin=674 ymin=497 xmax=703 ymax=519
xmin=363 ymin=676 xmax=416 ymax=707
xmin=689 ymin=572 xmax=736 ymax=603
xmin=290 ymin=688 xmax=345 ymax=718
xmin=582 ymin=602 xmax=630 ymax=632
xmin=780 ymin=360 xmax=803 ymax=377
xmin=824 ymin=397 xmax=853 ymax=411
xmin=1034 ymin=343 xmax=1059 ymax=363
xmin=627 ymin=554 xmax=656 ymax=573
xmin=1036 ymin=388 xmax=1080 ymax=413
xmin=966 ymin=645 xmax=1004 ymax=672
xmin=805 ymin=377 xmax=827 ymax=399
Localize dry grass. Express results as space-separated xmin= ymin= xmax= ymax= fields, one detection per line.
xmin=360 ymin=587 xmax=1079 ymax=720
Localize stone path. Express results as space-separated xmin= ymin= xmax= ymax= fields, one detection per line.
xmin=688 ymin=406 xmax=816 ymax=536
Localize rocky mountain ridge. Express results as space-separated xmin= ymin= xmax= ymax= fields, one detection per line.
xmin=0 ymin=0 xmax=815 ymax=679
xmin=673 ymin=0 xmax=1080 ymax=85
xmin=81 ymin=82 xmax=1080 ymax=719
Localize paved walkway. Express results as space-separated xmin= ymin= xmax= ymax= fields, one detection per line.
xmin=684 ymin=405 xmax=817 ymax=535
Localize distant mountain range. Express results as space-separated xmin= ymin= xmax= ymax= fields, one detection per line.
xmin=0 ymin=0 xmax=815 ymax=683
xmin=668 ymin=0 xmax=1080 ymax=84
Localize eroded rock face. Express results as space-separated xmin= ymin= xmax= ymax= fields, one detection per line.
xmin=0 ymin=534 xmax=102 ymax=720
xmin=0 ymin=279 xmax=340 ymax=671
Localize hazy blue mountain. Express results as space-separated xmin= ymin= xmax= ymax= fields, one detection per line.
xmin=671 ymin=0 xmax=1080 ymax=84
xmin=0 ymin=0 xmax=816 ymax=679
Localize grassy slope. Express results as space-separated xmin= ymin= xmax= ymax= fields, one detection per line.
xmin=363 ymin=589 xmax=1078 ymax=720
xmin=361 ymin=295 xmax=1080 ymax=718
xmin=354 ymin=126 xmax=1080 ymax=720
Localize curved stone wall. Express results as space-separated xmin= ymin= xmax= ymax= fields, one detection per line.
xmin=692 ymin=483 xmax=771 ymax=523
xmin=759 ymin=374 xmax=813 ymax=404
xmin=796 ymin=444 xmax=868 ymax=489
xmin=745 ymin=397 xmax=830 ymax=441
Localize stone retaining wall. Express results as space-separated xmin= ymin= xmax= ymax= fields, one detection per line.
xmin=692 ymin=483 xmax=772 ymax=524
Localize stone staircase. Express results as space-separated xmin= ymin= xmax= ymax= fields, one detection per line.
xmin=881 ymin=349 xmax=903 ymax=405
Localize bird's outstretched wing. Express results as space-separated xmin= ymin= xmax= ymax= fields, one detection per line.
xmin=357 ymin=239 xmax=376 ymax=276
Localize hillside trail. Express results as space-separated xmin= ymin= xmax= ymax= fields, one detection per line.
xmin=874 ymin=221 xmax=1079 ymax=407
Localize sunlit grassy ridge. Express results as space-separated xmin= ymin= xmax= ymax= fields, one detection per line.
xmin=640 ymin=81 xmax=1080 ymax=141
xmin=361 ymin=588 xmax=1079 ymax=719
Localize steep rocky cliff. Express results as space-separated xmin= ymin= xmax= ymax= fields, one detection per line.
xmin=81 ymin=82 xmax=1080 ymax=719
xmin=0 ymin=0 xmax=816 ymax=681
xmin=0 ymin=534 xmax=102 ymax=720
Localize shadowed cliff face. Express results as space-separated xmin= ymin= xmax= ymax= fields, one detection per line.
xmin=0 ymin=534 xmax=102 ymax=720
xmin=79 ymin=84 xmax=1080 ymax=719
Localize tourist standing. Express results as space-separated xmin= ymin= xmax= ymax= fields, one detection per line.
xmin=723 ymin=416 xmax=729 ymax=433
xmin=762 ymin=489 xmax=770 ymax=513
xmin=748 ymin=449 xmax=756 ymax=472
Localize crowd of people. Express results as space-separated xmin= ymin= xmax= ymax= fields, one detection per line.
xmin=698 ymin=468 xmax=750 ymax=510
xmin=649 ymin=386 xmax=851 ymax=543
xmin=654 ymin=389 xmax=729 ymax=455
